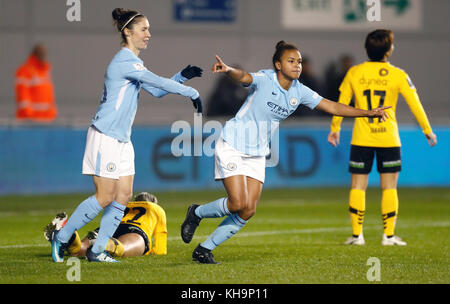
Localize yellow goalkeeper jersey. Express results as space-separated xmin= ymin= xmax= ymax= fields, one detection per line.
xmin=121 ymin=201 xmax=167 ymax=255
xmin=330 ymin=61 xmax=432 ymax=147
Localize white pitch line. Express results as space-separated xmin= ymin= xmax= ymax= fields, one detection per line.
xmin=0 ymin=243 xmax=50 ymax=249
xmin=171 ymin=226 xmax=351 ymax=241
xmin=0 ymin=226 xmax=350 ymax=249
xmin=1 ymin=221 xmax=448 ymax=250
xmin=169 ymin=221 xmax=450 ymax=241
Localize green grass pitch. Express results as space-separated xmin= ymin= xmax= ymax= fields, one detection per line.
xmin=0 ymin=188 xmax=448 ymax=284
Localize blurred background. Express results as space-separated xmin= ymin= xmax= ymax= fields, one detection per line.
xmin=0 ymin=0 xmax=448 ymax=194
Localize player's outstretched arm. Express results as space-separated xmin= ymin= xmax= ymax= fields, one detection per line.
xmin=181 ymin=65 xmax=203 ymax=80
xmin=137 ymin=69 xmax=203 ymax=113
xmin=211 ymin=55 xmax=253 ymax=86
xmin=316 ymin=98 xmax=390 ymax=122
xmin=142 ymin=65 xmax=203 ymax=98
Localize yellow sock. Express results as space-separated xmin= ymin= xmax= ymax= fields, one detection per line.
xmin=381 ymin=189 xmax=398 ymax=237
xmin=106 ymin=238 xmax=125 ymax=257
xmin=67 ymin=231 xmax=81 ymax=255
xmin=349 ymin=189 xmax=366 ymax=237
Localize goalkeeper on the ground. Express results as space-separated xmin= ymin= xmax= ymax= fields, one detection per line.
xmin=44 ymin=192 xmax=167 ymax=258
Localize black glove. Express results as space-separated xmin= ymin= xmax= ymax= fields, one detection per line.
xmin=181 ymin=65 xmax=203 ymax=79
xmin=191 ymin=96 xmax=203 ymax=114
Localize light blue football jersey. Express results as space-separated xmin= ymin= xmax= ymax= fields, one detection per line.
xmin=221 ymin=69 xmax=322 ymax=156
xmin=91 ymin=47 xmax=199 ymax=142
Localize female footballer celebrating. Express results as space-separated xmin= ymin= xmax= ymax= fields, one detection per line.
xmin=51 ymin=8 xmax=203 ymax=263
xmin=181 ymin=41 xmax=390 ymax=264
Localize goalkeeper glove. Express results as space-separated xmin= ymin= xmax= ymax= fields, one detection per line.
xmin=181 ymin=65 xmax=203 ymax=79
xmin=191 ymin=96 xmax=203 ymax=114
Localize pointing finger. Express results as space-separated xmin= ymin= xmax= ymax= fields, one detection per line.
xmin=215 ymin=55 xmax=224 ymax=64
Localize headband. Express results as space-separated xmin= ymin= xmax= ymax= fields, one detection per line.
xmin=120 ymin=13 xmax=141 ymax=32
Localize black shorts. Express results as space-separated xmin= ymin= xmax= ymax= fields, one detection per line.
xmin=113 ymin=223 xmax=150 ymax=254
xmin=349 ymin=145 xmax=401 ymax=174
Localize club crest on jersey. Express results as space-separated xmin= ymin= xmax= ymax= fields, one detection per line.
xmin=289 ymin=98 xmax=298 ymax=106
xmin=227 ymin=162 xmax=237 ymax=171
xmin=106 ymin=162 xmax=117 ymax=172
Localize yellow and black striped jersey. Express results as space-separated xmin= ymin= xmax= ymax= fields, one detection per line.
xmin=121 ymin=201 xmax=167 ymax=255
xmin=330 ymin=61 xmax=432 ymax=147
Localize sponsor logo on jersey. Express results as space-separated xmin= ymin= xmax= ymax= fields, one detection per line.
xmin=267 ymin=101 xmax=292 ymax=117
xmin=359 ymin=76 xmax=388 ymax=86
xmin=379 ymin=68 xmax=389 ymax=77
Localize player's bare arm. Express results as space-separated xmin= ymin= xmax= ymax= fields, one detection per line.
xmin=212 ymin=55 xmax=253 ymax=86
xmin=316 ymin=98 xmax=390 ymax=122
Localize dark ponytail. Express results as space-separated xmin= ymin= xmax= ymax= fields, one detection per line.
xmin=272 ymin=40 xmax=299 ymax=71
xmin=112 ymin=8 xmax=145 ymax=44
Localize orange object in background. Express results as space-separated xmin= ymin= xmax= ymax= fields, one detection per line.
xmin=14 ymin=45 xmax=57 ymax=122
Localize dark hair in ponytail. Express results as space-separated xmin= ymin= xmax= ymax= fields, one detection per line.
xmin=112 ymin=8 xmax=145 ymax=44
xmin=272 ymin=40 xmax=299 ymax=71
